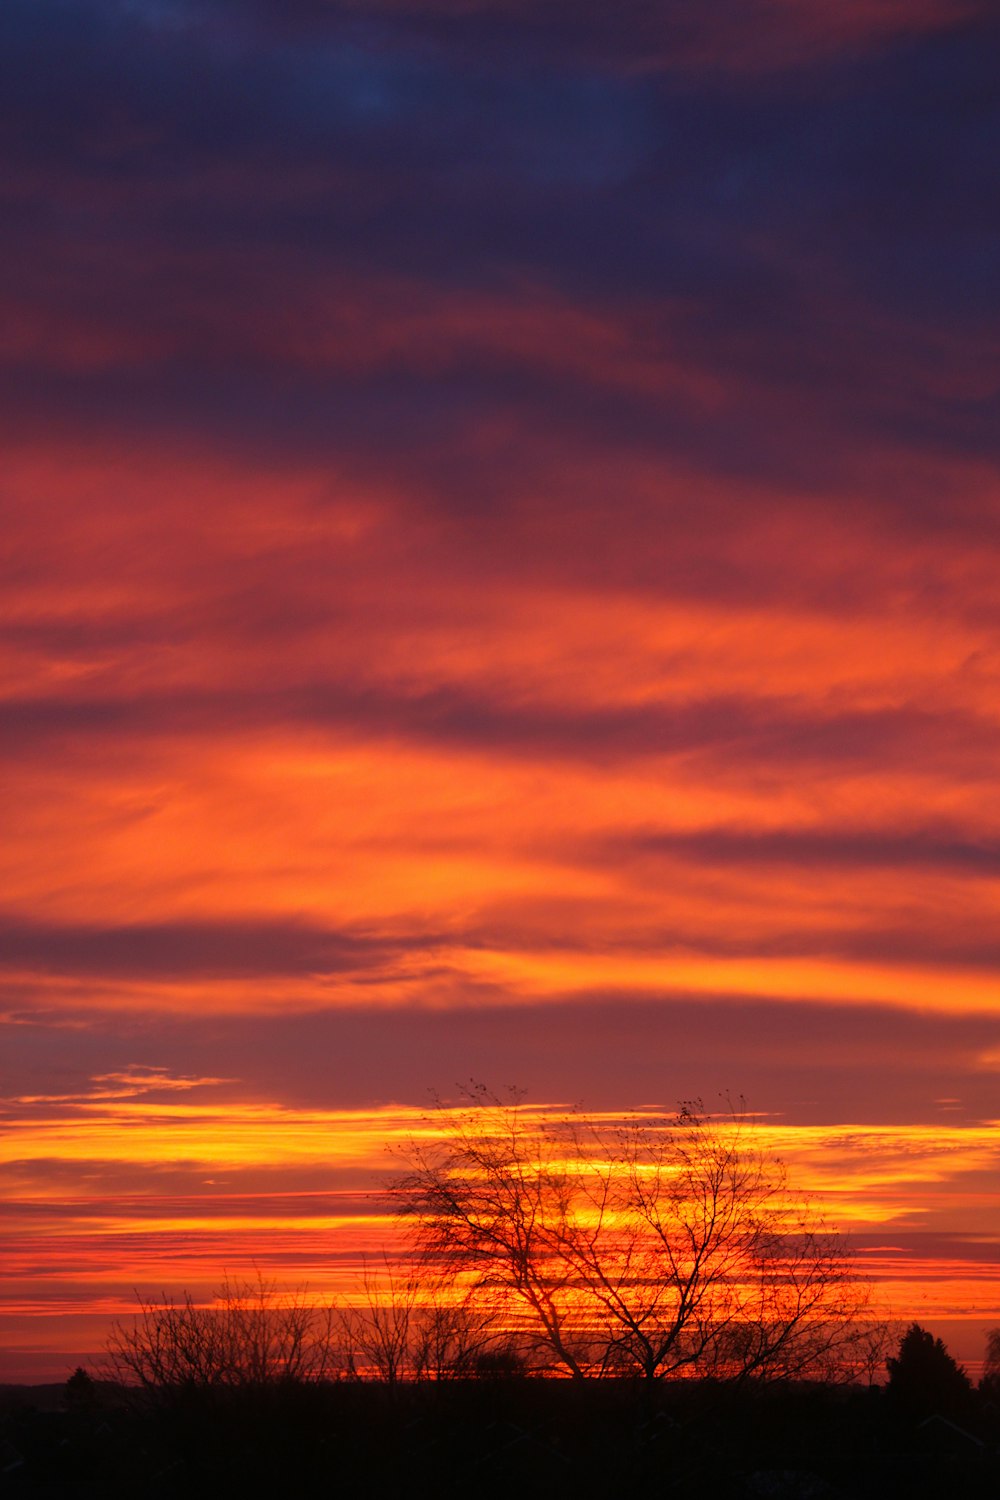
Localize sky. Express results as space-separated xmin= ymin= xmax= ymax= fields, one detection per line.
xmin=2 ymin=0 xmax=1000 ymax=1381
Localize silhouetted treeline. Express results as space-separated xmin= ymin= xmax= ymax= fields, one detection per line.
xmin=6 ymin=1369 xmax=1000 ymax=1499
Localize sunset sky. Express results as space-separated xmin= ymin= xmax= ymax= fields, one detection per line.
xmin=3 ymin=0 xmax=1000 ymax=1382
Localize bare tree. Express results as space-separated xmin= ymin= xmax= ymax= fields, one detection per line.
xmin=410 ymin=1295 xmax=502 ymax=1381
xmin=107 ymin=1263 xmax=509 ymax=1392
xmin=335 ymin=1257 xmax=420 ymax=1384
xmin=391 ymin=1086 xmax=880 ymax=1384
xmin=104 ymin=1272 xmax=338 ymax=1389
xmin=335 ymin=1255 xmax=506 ymax=1382
xmin=391 ymin=1086 xmax=597 ymax=1377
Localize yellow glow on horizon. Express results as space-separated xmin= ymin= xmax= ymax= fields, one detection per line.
xmin=5 ymin=1086 xmax=1000 ymax=1368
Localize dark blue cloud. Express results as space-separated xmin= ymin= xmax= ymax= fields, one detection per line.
xmin=2 ymin=0 xmax=997 ymax=526
xmin=0 ymin=914 xmax=445 ymax=979
xmin=622 ymin=827 xmax=1000 ymax=877
xmin=2 ymin=680 xmax=996 ymax=779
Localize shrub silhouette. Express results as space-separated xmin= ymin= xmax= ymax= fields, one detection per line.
xmin=104 ymin=1273 xmax=338 ymax=1389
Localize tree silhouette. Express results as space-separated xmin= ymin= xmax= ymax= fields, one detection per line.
xmin=391 ymin=1085 xmax=880 ymax=1382
xmin=104 ymin=1273 xmax=338 ymax=1389
xmin=980 ymin=1325 xmax=1000 ymax=1398
xmin=885 ymin=1323 xmax=972 ymax=1418
xmin=64 ymin=1366 xmax=97 ymax=1409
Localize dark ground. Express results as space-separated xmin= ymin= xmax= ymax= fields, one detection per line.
xmin=3 ymin=1377 xmax=1000 ymax=1499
